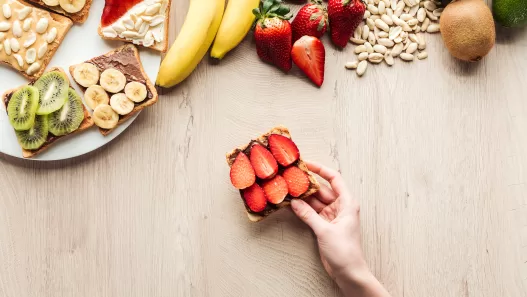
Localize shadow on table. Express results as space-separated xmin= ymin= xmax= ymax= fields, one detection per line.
xmin=495 ymin=25 xmax=526 ymax=45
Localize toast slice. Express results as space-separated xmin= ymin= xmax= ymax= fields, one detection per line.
xmin=25 ymin=0 xmax=93 ymax=23
xmin=0 ymin=0 xmax=73 ymax=80
xmin=98 ymin=0 xmax=172 ymax=53
xmin=2 ymin=67 xmax=95 ymax=158
xmin=226 ymin=126 xmax=320 ymax=222
xmin=69 ymin=44 xmax=158 ymax=136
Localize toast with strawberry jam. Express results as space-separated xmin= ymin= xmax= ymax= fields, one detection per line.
xmin=226 ymin=126 xmax=320 ymax=222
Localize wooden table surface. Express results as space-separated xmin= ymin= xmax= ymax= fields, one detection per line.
xmin=1 ymin=1 xmax=526 ymax=296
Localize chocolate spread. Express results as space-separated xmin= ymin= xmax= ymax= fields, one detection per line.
xmin=86 ymin=45 xmax=154 ymax=100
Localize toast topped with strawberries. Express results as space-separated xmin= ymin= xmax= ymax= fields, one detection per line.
xmin=226 ymin=126 xmax=320 ymax=222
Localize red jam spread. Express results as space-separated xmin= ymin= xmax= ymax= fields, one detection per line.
xmin=101 ymin=0 xmax=144 ymax=27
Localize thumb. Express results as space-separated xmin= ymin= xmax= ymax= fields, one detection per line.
xmin=291 ymin=199 xmax=327 ymax=235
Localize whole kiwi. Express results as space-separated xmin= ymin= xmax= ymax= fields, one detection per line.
xmin=440 ymin=0 xmax=496 ymax=62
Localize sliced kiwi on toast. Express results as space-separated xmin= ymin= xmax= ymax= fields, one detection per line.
xmin=15 ymin=115 xmax=49 ymax=150
xmin=48 ymin=89 xmax=85 ymax=136
xmin=7 ymin=86 xmax=39 ymax=131
xmin=34 ymin=71 xmax=69 ymax=115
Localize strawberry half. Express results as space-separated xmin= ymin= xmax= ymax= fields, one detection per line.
xmin=250 ymin=144 xmax=279 ymax=179
xmin=230 ymin=153 xmax=256 ymax=189
xmin=291 ymin=36 xmax=326 ymax=87
xmin=268 ymin=134 xmax=300 ymax=166
xmin=262 ymin=175 xmax=289 ymax=204
xmin=283 ymin=166 xmax=310 ymax=197
xmin=243 ymin=184 xmax=268 ymax=213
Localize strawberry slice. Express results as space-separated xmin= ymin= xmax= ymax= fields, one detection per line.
xmin=291 ymin=36 xmax=326 ymax=87
xmin=268 ymin=134 xmax=300 ymax=167
xmin=250 ymin=144 xmax=278 ymax=179
xmin=243 ymin=183 xmax=268 ymax=212
xmin=230 ymin=153 xmax=256 ymax=189
xmin=283 ymin=166 xmax=310 ymax=197
xmin=262 ymin=175 xmax=289 ymax=204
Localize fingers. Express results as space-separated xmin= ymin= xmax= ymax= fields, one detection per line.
xmin=304 ymin=196 xmax=327 ymax=213
xmin=291 ymin=199 xmax=328 ymax=235
xmin=305 ymin=161 xmax=349 ymax=197
xmin=313 ymin=184 xmax=337 ymax=204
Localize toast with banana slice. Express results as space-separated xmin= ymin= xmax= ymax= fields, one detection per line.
xmin=0 ymin=0 xmax=73 ymax=80
xmin=26 ymin=0 xmax=93 ymax=23
xmin=69 ymin=44 xmax=158 ymax=136
xmin=2 ymin=67 xmax=94 ymax=158
xmin=226 ymin=126 xmax=320 ymax=222
xmin=98 ymin=0 xmax=172 ymax=53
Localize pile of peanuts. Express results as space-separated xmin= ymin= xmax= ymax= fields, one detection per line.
xmin=345 ymin=0 xmax=442 ymax=76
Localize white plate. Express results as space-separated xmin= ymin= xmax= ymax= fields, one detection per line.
xmin=0 ymin=1 xmax=161 ymax=161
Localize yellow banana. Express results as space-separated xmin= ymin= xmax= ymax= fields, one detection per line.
xmin=156 ymin=0 xmax=225 ymax=88
xmin=210 ymin=0 xmax=260 ymax=59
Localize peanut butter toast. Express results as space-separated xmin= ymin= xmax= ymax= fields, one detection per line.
xmin=2 ymin=67 xmax=94 ymax=158
xmin=0 ymin=0 xmax=72 ymax=80
xmin=26 ymin=0 xmax=93 ymax=23
xmin=69 ymin=44 xmax=158 ymax=136
xmin=226 ymin=126 xmax=320 ymax=222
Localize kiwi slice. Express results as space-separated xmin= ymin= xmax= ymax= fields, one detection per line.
xmin=48 ymin=89 xmax=85 ymax=136
xmin=33 ymin=71 xmax=69 ymax=115
xmin=15 ymin=115 xmax=49 ymax=150
xmin=7 ymin=86 xmax=39 ymax=131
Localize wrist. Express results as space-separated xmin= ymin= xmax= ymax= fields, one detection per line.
xmin=335 ymin=263 xmax=388 ymax=297
xmin=333 ymin=258 xmax=369 ymax=285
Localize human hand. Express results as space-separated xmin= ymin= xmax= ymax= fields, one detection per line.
xmin=290 ymin=161 xmax=367 ymax=281
xmin=291 ymin=161 xmax=392 ymax=297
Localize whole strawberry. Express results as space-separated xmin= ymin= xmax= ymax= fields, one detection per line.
xmin=327 ymin=0 xmax=366 ymax=48
xmin=291 ymin=0 xmax=328 ymax=43
xmin=253 ymin=0 xmax=293 ymax=72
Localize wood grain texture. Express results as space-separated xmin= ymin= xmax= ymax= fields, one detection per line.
xmin=0 ymin=1 xmax=526 ymax=296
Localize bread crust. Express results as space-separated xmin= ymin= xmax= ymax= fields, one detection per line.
xmin=97 ymin=0 xmax=172 ymax=53
xmin=0 ymin=1 xmax=73 ymax=80
xmin=2 ymin=67 xmax=95 ymax=159
xmin=226 ymin=126 xmax=320 ymax=222
xmin=69 ymin=44 xmax=158 ymax=136
xmin=26 ymin=0 xmax=93 ymax=23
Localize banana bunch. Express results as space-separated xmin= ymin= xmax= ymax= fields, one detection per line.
xmin=156 ymin=0 xmax=260 ymax=88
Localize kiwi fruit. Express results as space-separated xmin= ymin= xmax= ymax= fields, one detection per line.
xmin=48 ymin=89 xmax=85 ymax=136
xmin=33 ymin=71 xmax=69 ymax=115
xmin=15 ymin=115 xmax=49 ymax=150
xmin=7 ymin=86 xmax=39 ymax=131
xmin=440 ymin=0 xmax=495 ymax=62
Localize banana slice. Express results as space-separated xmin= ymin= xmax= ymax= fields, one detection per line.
xmin=100 ymin=68 xmax=126 ymax=93
xmin=59 ymin=0 xmax=86 ymax=13
xmin=73 ymin=63 xmax=100 ymax=88
xmin=84 ymin=85 xmax=109 ymax=110
xmin=43 ymin=0 xmax=60 ymax=6
xmin=124 ymin=82 xmax=147 ymax=103
xmin=110 ymin=93 xmax=134 ymax=115
xmin=93 ymin=104 xmax=119 ymax=129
